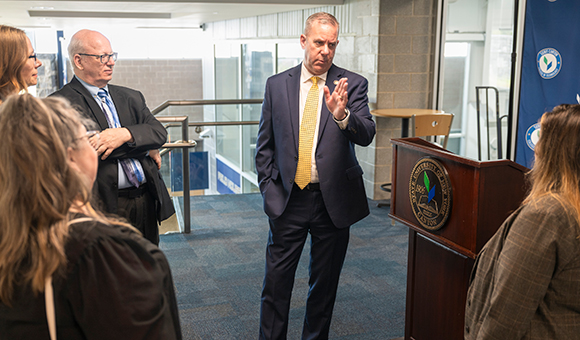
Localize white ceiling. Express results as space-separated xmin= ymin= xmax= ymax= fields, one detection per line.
xmin=0 ymin=0 xmax=343 ymax=30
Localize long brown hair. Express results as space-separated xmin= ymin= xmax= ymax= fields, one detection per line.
xmin=0 ymin=25 xmax=29 ymax=103
xmin=0 ymin=94 xmax=132 ymax=306
xmin=525 ymin=104 xmax=580 ymax=223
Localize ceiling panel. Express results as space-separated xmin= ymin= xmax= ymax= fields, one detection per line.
xmin=0 ymin=0 xmax=342 ymax=29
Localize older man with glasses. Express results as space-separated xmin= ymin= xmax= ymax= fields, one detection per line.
xmin=51 ymin=29 xmax=174 ymax=245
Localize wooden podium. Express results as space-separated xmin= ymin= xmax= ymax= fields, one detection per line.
xmin=389 ymin=138 xmax=528 ymax=340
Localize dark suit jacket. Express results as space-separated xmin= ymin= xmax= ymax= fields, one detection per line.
xmin=51 ymin=76 xmax=174 ymax=221
xmin=255 ymin=64 xmax=376 ymax=228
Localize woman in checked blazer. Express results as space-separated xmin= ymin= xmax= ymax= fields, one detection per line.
xmin=465 ymin=104 xmax=580 ymax=340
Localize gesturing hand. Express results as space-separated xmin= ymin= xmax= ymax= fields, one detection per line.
xmin=324 ymin=77 xmax=348 ymax=120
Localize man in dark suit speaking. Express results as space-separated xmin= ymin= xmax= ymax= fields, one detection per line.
xmin=256 ymin=12 xmax=376 ymax=340
xmin=52 ymin=30 xmax=174 ymax=245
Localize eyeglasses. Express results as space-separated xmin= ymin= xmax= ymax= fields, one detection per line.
xmin=77 ymin=52 xmax=118 ymax=64
xmin=28 ymin=53 xmax=37 ymax=63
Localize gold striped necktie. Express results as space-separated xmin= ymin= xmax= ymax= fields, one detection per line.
xmin=295 ymin=76 xmax=319 ymax=189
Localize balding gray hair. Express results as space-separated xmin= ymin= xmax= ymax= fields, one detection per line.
xmin=68 ymin=35 xmax=85 ymax=59
xmin=67 ymin=33 xmax=86 ymax=69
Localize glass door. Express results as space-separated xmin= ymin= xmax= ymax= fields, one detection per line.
xmin=436 ymin=0 xmax=516 ymax=160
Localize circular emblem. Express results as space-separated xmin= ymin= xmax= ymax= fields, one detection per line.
xmin=537 ymin=48 xmax=561 ymax=79
xmin=409 ymin=158 xmax=452 ymax=231
xmin=525 ymin=122 xmax=541 ymax=150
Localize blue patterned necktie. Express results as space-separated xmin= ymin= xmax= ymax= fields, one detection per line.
xmin=97 ymin=89 xmax=145 ymax=188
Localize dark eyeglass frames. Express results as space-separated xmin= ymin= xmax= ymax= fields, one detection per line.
xmin=77 ymin=52 xmax=118 ymax=64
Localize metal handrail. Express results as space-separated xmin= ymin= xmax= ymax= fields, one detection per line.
xmin=162 ymin=141 xmax=197 ymax=148
xmin=475 ymin=86 xmax=503 ymax=160
xmin=156 ymin=116 xmax=194 ymax=234
xmin=153 ymin=99 xmax=263 ymax=234
xmin=159 ymin=141 xmax=197 ymax=158
xmin=151 ymin=98 xmax=263 ymax=115
xmin=163 ymin=121 xmax=259 ymax=129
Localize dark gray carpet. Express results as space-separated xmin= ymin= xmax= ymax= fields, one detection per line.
xmin=160 ymin=194 xmax=408 ymax=340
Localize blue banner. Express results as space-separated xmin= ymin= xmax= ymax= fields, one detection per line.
xmin=516 ymin=0 xmax=580 ymax=167
xmin=216 ymin=158 xmax=241 ymax=194
xmin=171 ymin=151 xmax=209 ymax=192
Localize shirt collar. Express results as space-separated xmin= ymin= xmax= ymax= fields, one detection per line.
xmin=300 ymin=63 xmax=327 ymax=85
xmin=75 ymin=76 xmax=109 ymax=99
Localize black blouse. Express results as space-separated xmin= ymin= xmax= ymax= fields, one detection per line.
xmin=0 ymin=216 xmax=182 ymax=340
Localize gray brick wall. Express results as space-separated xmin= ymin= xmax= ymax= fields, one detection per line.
xmin=374 ymin=0 xmax=437 ymax=201
xmin=112 ymin=59 xmax=203 ymax=109
xmin=67 ymin=59 xmax=203 ymax=111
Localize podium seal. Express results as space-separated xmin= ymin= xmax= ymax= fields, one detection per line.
xmin=409 ymin=157 xmax=452 ymax=231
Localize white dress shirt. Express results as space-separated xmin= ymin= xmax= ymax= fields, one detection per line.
xmin=299 ymin=64 xmax=350 ymax=184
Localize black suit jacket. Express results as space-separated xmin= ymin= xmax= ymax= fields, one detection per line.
xmin=51 ymin=76 xmax=174 ymax=221
xmin=255 ymin=64 xmax=376 ymax=228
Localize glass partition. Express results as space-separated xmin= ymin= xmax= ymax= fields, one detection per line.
xmin=215 ymin=44 xmax=241 ymax=167
xmin=241 ymin=43 xmax=275 ymax=189
xmin=277 ymin=42 xmax=303 ymax=73
xmin=156 ymin=40 xmax=303 ymax=232
xmin=438 ymin=0 xmax=515 ymax=160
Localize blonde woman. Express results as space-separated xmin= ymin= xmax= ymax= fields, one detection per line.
xmin=0 ymin=94 xmax=182 ymax=339
xmin=465 ymin=104 xmax=580 ymax=339
xmin=0 ymin=25 xmax=43 ymax=103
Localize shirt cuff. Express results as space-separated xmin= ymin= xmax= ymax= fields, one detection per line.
xmin=334 ymin=108 xmax=350 ymax=130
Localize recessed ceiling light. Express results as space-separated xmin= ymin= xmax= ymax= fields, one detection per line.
xmin=28 ymin=10 xmax=171 ymax=19
xmin=30 ymin=6 xmax=54 ymax=10
xmin=137 ymin=26 xmax=203 ymax=30
xmin=19 ymin=25 xmax=52 ymax=29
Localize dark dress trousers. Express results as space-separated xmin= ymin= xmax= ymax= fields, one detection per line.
xmin=51 ymin=77 xmax=174 ymax=239
xmin=255 ymin=63 xmax=376 ymax=339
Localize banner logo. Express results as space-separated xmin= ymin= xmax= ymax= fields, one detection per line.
xmin=537 ymin=48 xmax=561 ymax=79
xmin=409 ymin=158 xmax=452 ymax=231
xmin=526 ymin=123 xmax=541 ymax=150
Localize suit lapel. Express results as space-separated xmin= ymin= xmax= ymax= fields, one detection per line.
xmin=287 ymin=65 xmax=301 ymax=151
xmin=318 ymin=64 xmax=342 ymax=143
xmin=108 ymin=85 xmax=130 ymax=127
xmin=69 ymin=77 xmax=109 ymax=129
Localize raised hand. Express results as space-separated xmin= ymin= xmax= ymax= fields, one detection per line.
xmin=324 ymin=77 xmax=348 ymax=120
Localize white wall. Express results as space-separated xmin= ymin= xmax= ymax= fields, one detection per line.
xmin=28 ymin=26 xmax=213 ymax=60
